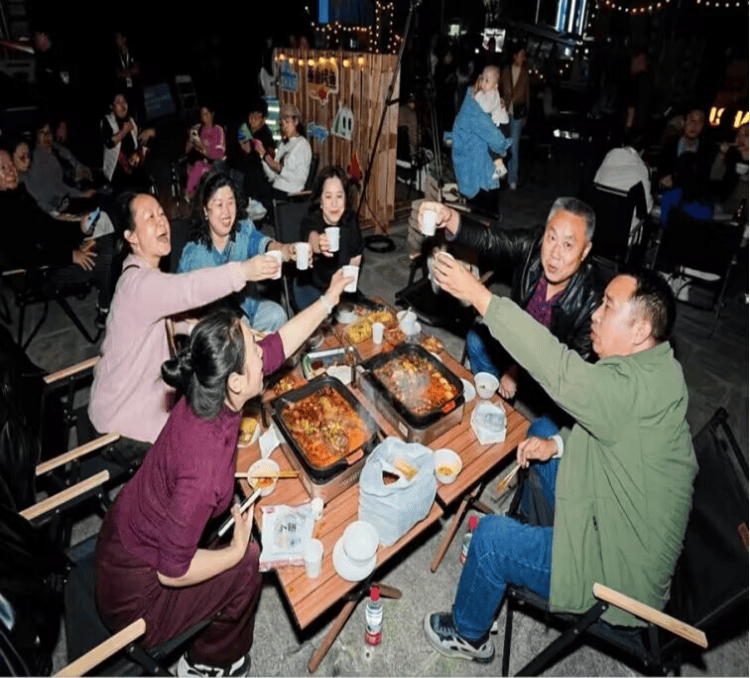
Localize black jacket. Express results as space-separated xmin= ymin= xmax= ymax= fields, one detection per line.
xmin=452 ymin=217 xmax=603 ymax=361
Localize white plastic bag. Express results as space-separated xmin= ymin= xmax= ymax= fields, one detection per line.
xmin=471 ymin=401 xmax=507 ymax=445
xmin=358 ymin=437 xmax=437 ymax=546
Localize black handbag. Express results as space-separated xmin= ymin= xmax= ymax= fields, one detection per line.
xmin=513 ymin=103 xmax=528 ymax=120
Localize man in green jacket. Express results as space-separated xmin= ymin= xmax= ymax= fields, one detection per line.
xmin=422 ymin=263 xmax=697 ymax=664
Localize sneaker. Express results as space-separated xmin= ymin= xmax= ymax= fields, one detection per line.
xmin=423 ymin=612 xmax=495 ymax=663
xmin=177 ymin=652 xmax=250 ymax=677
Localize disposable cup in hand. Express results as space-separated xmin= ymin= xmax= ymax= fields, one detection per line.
xmin=304 ymin=539 xmax=324 ymax=579
xmin=342 ymin=265 xmax=359 ymax=293
xmin=325 ymin=226 xmax=340 ymax=253
xmin=296 ymin=242 xmax=310 ymax=271
xmin=421 ymin=209 xmax=437 ymax=236
xmin=267 ymin=250 xmax=283 ymax=280
xmin=372 ymin=322 xmax=385 ymax=344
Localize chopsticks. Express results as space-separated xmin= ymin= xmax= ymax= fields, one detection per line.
xmin=495 ymin=463 xmax=521 ymax=496
xmin=235 ymin=470 xmax=298 ymax=479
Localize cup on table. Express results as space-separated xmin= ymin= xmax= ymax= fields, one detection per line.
xmin=267 ymin=249 xmax=283 ymax=280
xmin=304 ymin=539 xmax=324 ymax=579
xmin=421 ymin=209 xmax=437 ymax=236
xmin=296 ymin=242 xmax=311 ymax=270
xmin=372 ymin=321 xmax=385 ymax=344
xmin=398 ymin=309 xmax=417 ymax=335
xmin=343 ymin=521 xmax=378 ymax=566
xmin=324 ymin=226 xmax=340 ymax=253
xmin=342 ymin=264 xmax=359 ymax=293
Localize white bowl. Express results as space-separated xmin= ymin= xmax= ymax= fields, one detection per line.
xmin=434 ymin=448 xmax=462 ymax=484
xmin=461 ymin=378 xmax=476 ymax=402
xmin=343 ymin=520 xmax=379 ymax=566
xmin=474 ymin=372 xmax=500 ymax=399
xmin=335 ymin=302 xmax=357 ymax=324
xmin=247 ymin=458 xmax=280 ymax=497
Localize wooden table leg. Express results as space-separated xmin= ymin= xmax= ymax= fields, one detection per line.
xmin=373 ymin=582 xmax=402 ymax=600
xmin=307 ymin=597 xmax=358 ymax=673
xmin=430 ymin=484 xmax=483 ymax=573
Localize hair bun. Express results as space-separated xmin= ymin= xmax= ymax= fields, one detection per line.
xmin=161 ymin=347 xmax=193 ymax=391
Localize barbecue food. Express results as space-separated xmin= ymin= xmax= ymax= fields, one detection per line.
xmin=279 ymin=386 xmax=372 ymax=468
xmin=238 ymin=417 xmax=258 ymax=445
xmin=373 ymin=353 xmax=459 ymax=416
xmin=367 ymin=309 xmax=397 ymax=328
xmin=346 ymin=318 xmax=372 ymax=344
xmin=269 ymin=373 xmax=306 ymax=398
xmin=384 ymin=327 xmax=406 ymax=347
xmin=419 ymin=335 xmax=444 ymax=354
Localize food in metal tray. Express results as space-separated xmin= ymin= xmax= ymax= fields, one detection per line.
xmin=419 ymin=335 xmax=444 ymax=354
xmin=373 ymin=353 xmax=459 ymax=416
xmin=279 ymin=386 xmax=372 ymax=468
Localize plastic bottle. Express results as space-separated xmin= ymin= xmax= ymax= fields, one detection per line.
xmin=364 ymin=586 xmax=383 ymax=647
xmin=460 ymin=515 xmax=479 ymax=565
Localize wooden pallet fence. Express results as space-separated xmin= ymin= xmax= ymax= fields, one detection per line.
xmin=274 ymin=48 xmax=399 ymax=234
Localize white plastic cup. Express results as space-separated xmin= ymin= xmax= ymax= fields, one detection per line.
xmin=311 ymin=497 xmax=324 ymax=520
xmin=421 ymin=209 xmax=437 ymax=236
xmin=304 ymin=539 xmax=324 ymax=579
xmin=372 ymin=322 xmax=385 ymax=344
xmin=296 ymin=242 xmax=311 ymax=270
xmin=325 ymin=226 xmax=340 ymax=253
xmin=267 ymin=249 xmax=283 ymax=280
xmin=342 ymin=265 xmax=359 ymax=293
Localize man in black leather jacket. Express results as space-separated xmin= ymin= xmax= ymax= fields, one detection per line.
xmin=418 ymin=197 xmax=603 ymax=425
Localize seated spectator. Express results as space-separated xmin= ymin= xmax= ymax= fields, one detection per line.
xmin=177 ymin=169 xmax=292 ymax=332
xmin=424 ymin=263 xmax=696 ymax=663
xmin=451 ymin=70 xmax=512 ymax=200
xmin=711 ymin=122 xmax=749 ymax=218
xmin=185 ymin=103 xmax=226 ymax=198
xmin=0 ymin=147 xmax=113 ymax=327
xmin=296 ymin=166 xmax=364 ymax=309
xmin=594 ymin=136 xmax=653 ymax=244
xmin=261 ymin=103 xmax=312 ymax=199
xmin=88 ymin=190 xmax=268 ymax=447
xmin=235 ymin=98 xmax=276 ymax=215
xmin=8 ymin=137 xmax=31 ymax=186
xmin=660 ymin=151 xmax=715 ymax=228
xmin=97 ymin=269 xmax=350 ymax=676
xmin=101 ymin=89 xmax=156 ymax=192
xmin=418 ymin=198 xmax=602 ymax=430
xmin=26 ymin=116 xmax=97 ymax=215
xmin=657 ymin=106 xmax=711 ymax=191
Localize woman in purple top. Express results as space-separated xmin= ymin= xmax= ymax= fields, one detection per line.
xmin=96 ymin=270 xmax=350 ymax=677
xmin=186 ymin=103 xmax=227 ymax=197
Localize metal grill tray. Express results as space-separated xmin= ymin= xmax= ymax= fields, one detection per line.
xmin=358 ymin=343 xmax=465 ymax=429
xmin=271 ymin=374 xmax=380 ymax=483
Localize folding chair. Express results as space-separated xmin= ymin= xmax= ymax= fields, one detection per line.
xmin=501 ymin=407 xmax=748 ymax=676
xmin=272 ymin=196 xmax=312 ymax=316
xmin=653 ymin=211 xmax=743 ymax=336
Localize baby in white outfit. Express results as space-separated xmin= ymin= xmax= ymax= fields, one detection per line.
xmin=474 ymin=66 xmax=509 ymax=180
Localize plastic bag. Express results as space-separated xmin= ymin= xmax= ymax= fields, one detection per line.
xmin=258 ymin=502 xmax=315 ymax=572
xmin=358 ymin=437 xmax=437 ymax=546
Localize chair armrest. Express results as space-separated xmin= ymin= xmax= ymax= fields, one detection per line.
xmin=592 ymin=583 xmax=708 ymax=649
xmin=19 ymin=470 xmax=110 ymax=522
xmin=54 ymin=618 xmax=146 ymax=677
xmin=36 ymin=432 xmax=121 ymax=476
xmin=287 ymin=190 xmax=313 ymax=199
xmin=43 ymin=356 xmax=100 ymax=385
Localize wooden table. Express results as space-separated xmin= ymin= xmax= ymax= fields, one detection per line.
xmin=235 ymin=324 xmax=528 ymax=672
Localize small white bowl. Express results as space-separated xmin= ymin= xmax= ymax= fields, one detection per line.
xmin=343 ymin=520 xmax=379 ymax=566
xmin=461 ymin=378 xmax=476 ymax=402
xmin=474 ymin=372 xmax=500 ymax=399
xmin=247 ymin=458 xmax=280 ymax=497
xmin=434 ymin=448 xmax=462 ymax=484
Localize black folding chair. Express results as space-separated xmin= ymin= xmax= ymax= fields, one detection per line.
xmin=652 ymin=211 xmax=743 ymax=336
xmin=272 ymin=196 xmax=312 ymax=316
xmin=501 ymin=407 xmax=748 ymax=676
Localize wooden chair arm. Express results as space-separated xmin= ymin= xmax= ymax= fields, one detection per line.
xmin=54 ymin=618 xmax=146 ymax=677
xmin=36 ymin=432 xmax=121 ymax=476
xmin=19 ymin=470 xmax=110 ymax=522
xmin=592 ymin=583 xmax=708 ymax=649
xmin=43 ymin=356 xmax=99 ymax=385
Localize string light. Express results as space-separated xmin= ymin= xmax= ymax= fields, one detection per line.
xmin=308 ymin=1 xmax=397 ymax=53
xmin=601 ymin=0 xmax=745 ymax=11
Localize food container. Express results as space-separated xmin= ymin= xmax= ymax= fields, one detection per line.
xmin=357 ymin=343 xmax=465 ymax=445
xmin=271 ymin=375 xmax=382 ymax=504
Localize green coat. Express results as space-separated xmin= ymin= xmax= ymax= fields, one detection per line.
xmin=484 ymin=297 xmax=697 ymax=626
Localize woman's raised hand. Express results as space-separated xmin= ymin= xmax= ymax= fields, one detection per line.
xmin=324 ymin=268 xmax=350 ymax=307
xmin=242 ymin=254 xmax=278 ymax=281
xmin=318 ymin=233 xmax=333 ymax=257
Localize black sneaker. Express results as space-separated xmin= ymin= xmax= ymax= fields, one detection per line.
xmin=176 ymin=652 xmax=250 ymax=677
xmin=423 ymin=612 xmax=495 ymax=663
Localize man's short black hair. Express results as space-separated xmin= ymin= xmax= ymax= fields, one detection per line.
xmin=249 ymin=99 xmax=268 ymax=119
xmin=624 ymin=268 xmax=676 ymax=343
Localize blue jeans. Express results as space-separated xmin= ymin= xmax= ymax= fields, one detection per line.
xmin=508 ymin=117 xmax=523 ymax=186
xmin=248 ymin=299 xmax=287 ymax=332
xmin=452 ymin=424 xmax=560 ymax=642
xmin=466 ymin=327 xmax=502 ymax=379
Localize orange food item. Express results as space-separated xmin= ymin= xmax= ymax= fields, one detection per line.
xmin=437 ymin=465 xmax=454 ymax=476
xmin=251 ymin=477 xmax=274 ymax=489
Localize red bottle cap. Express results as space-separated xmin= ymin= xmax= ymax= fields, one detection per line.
xmin=469 ymin=515 xmax=478 ymax=530
xmin=370 ymin=586 xmax=380 ymax=602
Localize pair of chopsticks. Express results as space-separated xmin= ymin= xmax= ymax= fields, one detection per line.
xmin=235 ymin=470 xmax=298 ymax=479
xmin=217 ymin=488 xmax=262 ymax=537
xmin=495 ymin=463 xmax=521 ymax=496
